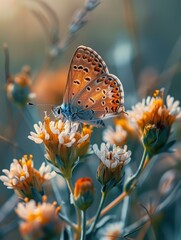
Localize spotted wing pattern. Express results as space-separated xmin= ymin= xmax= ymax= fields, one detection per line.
xmin=72 ymin=74 xmax=124 ymax=119
xmin=63 ymin=45 xmax=108 ymax=104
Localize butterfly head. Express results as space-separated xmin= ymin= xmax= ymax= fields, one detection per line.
xmin=51 ymin=105 xmax=63 ymax=119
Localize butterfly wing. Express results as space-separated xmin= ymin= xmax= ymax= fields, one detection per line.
xmin=73 ymin=74 xmax=124 ymax=121
xmin=63 ymin=45 xmax=108 ymax=104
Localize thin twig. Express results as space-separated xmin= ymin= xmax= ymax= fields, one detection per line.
xmin=3 ymin=43 xmax=10 ymax=81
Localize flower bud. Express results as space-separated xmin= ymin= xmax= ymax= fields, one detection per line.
xmin=74 ymin=177 xmax=94 ymax=211
xmin=143 ymin=123 xmax=170 ymax=157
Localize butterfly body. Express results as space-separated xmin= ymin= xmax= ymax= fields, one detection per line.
xmin=52 ymin=103 xmax=105 ymax=127
xmin=52 ymin=46 xmax=125 ymax=127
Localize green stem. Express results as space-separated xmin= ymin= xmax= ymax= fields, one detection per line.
xmin=66 ymin=178 xmax=81 ymax=236
xmin=80 ymin=210 xmax=86 ymax=240
xmin=88 ymin=190 xmax=107 ymax=234
xmin=133 ymin=148 xmax=148 ymax=178
xmin=58 ymin=212 xmax=77 ymax=231
xmin=124 ymin=149 xmax=148 ymax=194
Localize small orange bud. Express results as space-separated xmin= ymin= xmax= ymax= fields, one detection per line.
xmin=74 ymin=177 xmax=94 ymax=211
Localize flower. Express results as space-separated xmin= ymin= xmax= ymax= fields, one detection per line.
xmin=103 ymin=125 xmax=127 ymax=147
xmin=105 ymin=115 xmax=138 ymax=146
xmin=28 ymin=115 xmax=92 ymax=179
xmin=0 ymin=155 xmax=56 ymax=199
xmin=128 ymin=89 xmax=181 ymax=156
xmin=7 ymin=66 xmax=35 ymax=107
xmin=93 ymin=143 xmax=131 ymax=191
xmin=74 ymin=177 xmax=94 ymax=211
xmin=16 ymin=199 xmax=62 ymax=240
xmin=98 ymin=222 xmax=123 ymax=240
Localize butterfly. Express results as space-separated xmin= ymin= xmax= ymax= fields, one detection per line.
xmin=52 ymin=46 xmax=125 ymax=127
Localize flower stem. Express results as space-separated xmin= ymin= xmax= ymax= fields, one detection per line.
xmin=88 ymin=190 xmax=107 ymax=234
xmin=89 ymin=149 xmax=149 ymax=220
xmin=58 ymin=212 xmax=77 ymax=231
xmin=66 ymin=178 xmax=81 ymax=239
xmin=124 ymin=149 xmax=148 ymax=194
xmin=100 ymin=191 xmax=127 ymax=218
xmin=133 ymin=148 xmax=148 ymax=177
xmin=80 ymin=210 xmax=86 ymax=240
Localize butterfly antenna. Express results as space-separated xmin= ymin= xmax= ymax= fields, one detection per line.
xmin=27 ymin=102 xmax=53 ymax=107
xmin=27 ymin=102 xmax=55 ymax=118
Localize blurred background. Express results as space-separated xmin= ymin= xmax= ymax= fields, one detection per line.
xmin=0 ymin=0 xmax=181 ymax=239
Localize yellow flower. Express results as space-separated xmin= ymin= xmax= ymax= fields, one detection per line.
xmin=129 ymin=89 xmax=181 ymax=156
xmin=74 ymin=177 xmax=94 ymax=211
xmin=0 ymin=155 xmax=56 ymax=199
xmin=93 ymin=143 xmax=131 ymax=192
xmin=16 ymin=199 xmax=62 ymax=240
xmin=28 ymin=116 xmax=92 ymax=179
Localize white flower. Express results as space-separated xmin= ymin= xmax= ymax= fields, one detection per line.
xmin=98 ymin=222 xmax=123 ymax=240
xmin=128 ymin=96 xmax=154 ymax=121
xmin=93 ymin=143 xmax=131 ymax=169
xmin=16 ymin=200 xmax=60 ymax=222
xmin=38 ymin=162 xmax=56 ymax=180
xmin=28 ymin=117 xmax=88 ymax=148
xmin=129 ymin=95 xmax=181 ymax=122
xmin=103 ymin=125 xmax=127 ymax=145
xmin=16 ymin=200 xmax=37 ymax=220
xmin=0 ymin=155 xmax=56 ymax=190
xmin=166 ymin=95 xmax=181 ymax=117
xmin=16 ymin=200 xmax=62 ymax=238
xmin=28 ymin=121 xmax=47 ymax=144
xmin=0 ymin=157 xmax=32 ymax=189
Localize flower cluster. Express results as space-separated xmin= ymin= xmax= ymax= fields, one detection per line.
xmin=129 ymin=89 xmax=181 ymax=156
xmin=103 ymin=115 xmax=137 ymax=146
xmin=93 ymin=143 xmax=131 ymax=191
xmin=16 ymin=198 xmax=62 ymax=240
xmin=0 ymin=155 xmax=56 ymax=199
xmin=28 ymin=115 xmax=92 ymax=178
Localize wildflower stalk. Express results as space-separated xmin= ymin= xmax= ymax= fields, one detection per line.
xmin=124 ymin=148 xmax=148 ymax=194
xmin=58 ymin=212 xmax=77 ymax=231
xmin=80 ymin=210 xmax=86 ymax=240
xmin=66 ymin=178 xmax=81 ymax=237
xmin=88 ymin=189 xmax=107 ymax=234
xmin=100 ymin=191 xmax=127 ymax=219
xmin=91 ymin=149 xmax=149 ymax=220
